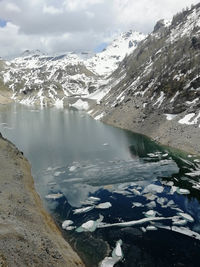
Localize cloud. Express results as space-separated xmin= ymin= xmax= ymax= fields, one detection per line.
xmin=0 ymin=0 xmax=199 ymax=57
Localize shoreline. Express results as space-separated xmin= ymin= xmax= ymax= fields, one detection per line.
xmin=0 ymin=133 xmax=84 ymax=266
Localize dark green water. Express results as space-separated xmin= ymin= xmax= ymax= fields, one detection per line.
xmin=0 ymin=103 xmax=200 ymax=267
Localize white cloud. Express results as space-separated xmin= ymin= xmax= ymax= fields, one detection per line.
xmin=5 ymin=2 xmax=21 ymax=13
xmin=0 ymin=0 xmax=199 ymax=57
xmin=43 ymin=5 xmax=63 ymax=15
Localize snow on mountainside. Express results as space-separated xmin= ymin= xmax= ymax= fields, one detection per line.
xmin=86 ymin=31 xmax=146 ymax=76
xmin=88 ymin=3 xmax=200 ymax=152
xmin=0 ymin=30 xmax=145 ymax=107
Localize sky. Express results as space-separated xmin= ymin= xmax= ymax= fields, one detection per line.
xmin=0 ymin=0 xmax=199 ymax=58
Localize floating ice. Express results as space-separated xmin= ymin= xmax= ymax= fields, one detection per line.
xmin=146 ymin=201 xmax=156 ymax=209
xmin=45 ymin=193 xmax=63 ymax=200
xmin=143 ymin=184 xmax=164 ymax=194
xmin=176 ymin=188 xmax=190 ymax=195
xmin=185 ymin=170 xmax=200 ymax=177
xmin=169 ymin=186 xmax=178 ymax=194
xmin=54 ymin=171 xmax=64 ymax=177
xmin=171 ymin=226 xmax=200 ymax=241
xmin=178 ymin=213 xmax=194 ymax=222
xmin=172 ymin=218 xmax=187 ymax=226
xmin=103 ymin=143 xmax=109 ymax=146
xmin=100 ymin=240 xmax=123 ymax=267
xmin=96 ymin=202 xmax=112 ymax=209
xmin=157 ymin=197 xmax=167 ymax=206
xmin=145 ymin=210 xmax=156 ymax=217
xmin=88 ymin=196 xmax=100 ymax=202
xmin=69 ymin=165 xmax=77 ymax=172
xmin=62 ymin=220 xmax=73 ymax=229
xmin=131 ymin=188 xmax=141 ymax=195
xmin=132 ymin=202 xmax=144 ymax=208
xmin=76 ymin=215 xmax=104 ymax=233
xmin=143 ymin=193 xmax=157 ymax=201
xmin=73 ymin=206 xmax=94 ymax=214
xmin=146 ymin=225 xmax=157 ymax=231
xmin=98 ymin=216 xmax=173 ymax=229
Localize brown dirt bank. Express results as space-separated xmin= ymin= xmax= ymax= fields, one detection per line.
xmin=99 ymin=104 xmax=200 ymax=156
xmin=0 ymin=133 xmax=84 ymax=267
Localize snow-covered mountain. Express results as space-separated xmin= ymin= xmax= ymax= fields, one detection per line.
xmin=0 ymin=30 xmax=146 ymax=107
xmin=86 ymin=31 xmax=146 ymax=76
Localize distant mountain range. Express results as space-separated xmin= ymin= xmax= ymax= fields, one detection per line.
xmin=0 ymin=30 xmax=145 ymax=107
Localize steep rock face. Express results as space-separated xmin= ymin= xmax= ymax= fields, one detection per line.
xmin=89 ymin=3 xmax=200 ymax=153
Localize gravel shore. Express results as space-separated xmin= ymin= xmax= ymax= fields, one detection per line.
xmin=0 ymin=133 xmax=84 ymax=267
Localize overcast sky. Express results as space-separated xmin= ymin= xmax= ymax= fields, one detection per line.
xmin=0 ymin=0 xmax=199 ymax=57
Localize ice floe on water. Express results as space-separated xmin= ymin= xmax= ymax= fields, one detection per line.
xmin=76 ymin=215 xmax=104 ymax=233
xmin=143 ymin=184 xmax=164 ymax=194
xmin=62 ymin=220 xmax=74 ymax=229
xmin=45 ymin=193 xmax=63 ymax=200
xmin=144 ymin=210 xmax=157 ymax=217
xmin=132 ymin=202 xmax=144 ymax=208
xmin=73 ymin=206 xmax=94 ymax=214
xmin=96 ymin=202 xmax=112 ymax=209
xmin=176 ymin=188 xmax=190 ymax=195
xmin=100 ymin=240 xmax=123 ymax=267
xmin=178 ymin=213 xmax=194 ymax=222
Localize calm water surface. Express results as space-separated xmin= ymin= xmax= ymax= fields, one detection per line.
xmin=0 ymin=103 xmax=200 ymax=267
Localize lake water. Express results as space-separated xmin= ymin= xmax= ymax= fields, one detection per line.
xmin=1 ymin=103 xmax=200 ymax=267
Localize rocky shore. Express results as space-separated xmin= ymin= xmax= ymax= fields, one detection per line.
xmin=0 ymin=133 xmax=84 ymax=267
xmin=89 ymin=98 xmax=200 ymax=156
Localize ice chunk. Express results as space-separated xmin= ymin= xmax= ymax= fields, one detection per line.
xmin=132 ymin=202 xmax=144 ymax=208
xmin=143 ymin=193 xmax=157 ymax=201
xmin=146 ymin=225 xmax=157 ymax=231
xmin=131 ymin=188 xmax=141 ymax=195
xmin=54 ymin=171 xmax=64 ymax=177
xmin=146 ymin=201 xmax=156 ymax=209
xmin=73 ymin=206 xmax=94 ymax=214
xmin=76 ymin=215 xmax=104 ymax=233
xmin=178 ymin=213 xmax=194 ymax=222
xmin=88 ymin=196 xmax=100 ymax=202
xmin=69 ymin=165 xmax=77 ymax=172
xmin=157 ymin=197 xmax=167 ymax=206
xmin=103 ymin=143 xmax=109 ymax=146
xmin=185 ymin=170 xmax=200 ymax=177
xmin=62 ymin=220 xmax=73 ymax=229
xmin=45 ymin=193 xmax=63 ymax=200
xmin=100 ymin=240 xmax=123 ymax=267
xmin=173 ymin=219 xmax=187 ymax=226
xmin=171 ymin=226 xmax=200 ymax=240
xmin=169 ymin=186 xmax=178 ymax=194
xmin=96 ymin=202 xmax=112 ymax=209
xmin=143 ymin=184 xmax=164 ymax=194
xmin=144 ymin=210 xmax=156 ymax=217
xmin=176 ymin=188 xmax=190 ymax=195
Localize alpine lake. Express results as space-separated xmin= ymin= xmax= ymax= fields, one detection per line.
xmin=1 ymin=103 xmax=200 ymax=267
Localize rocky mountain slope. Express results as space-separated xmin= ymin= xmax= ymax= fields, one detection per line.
xmin=88 ymin=3 xmax=200 ymax=154
xmin=0 ymin=31 xmax=145 ymax=107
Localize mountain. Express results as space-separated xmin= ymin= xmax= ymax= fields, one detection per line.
xmin=89 ymin=3 xmax=200 ymax=153
xmin=85 ymin=31 xmax=146 ymax=76
xmin=0 ymin=31 xmax=145 ymax=107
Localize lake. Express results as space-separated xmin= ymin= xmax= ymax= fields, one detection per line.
xmin=0 ymin=103 xmax=200 ymax=267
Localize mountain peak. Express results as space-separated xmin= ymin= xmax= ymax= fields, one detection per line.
xmin=20 ymin=49 xmax=45 ymax=58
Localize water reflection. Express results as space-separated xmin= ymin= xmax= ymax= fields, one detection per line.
xmin=0 ymin=103 xmax=200 ymax=267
